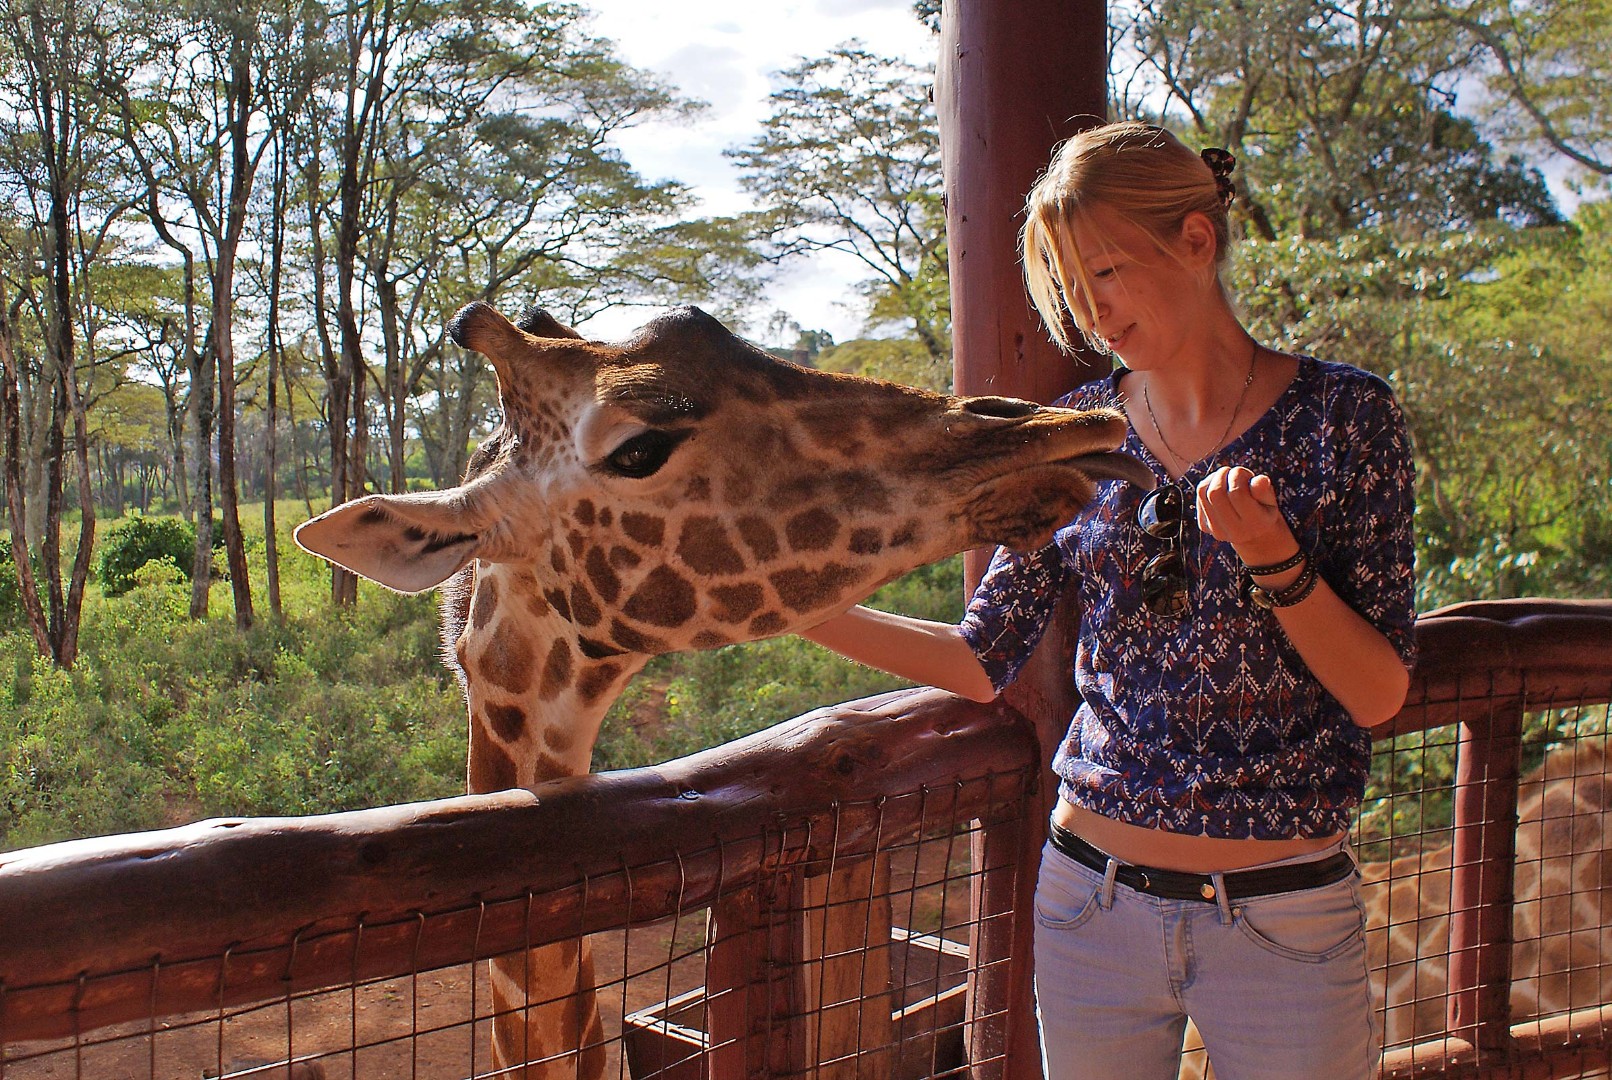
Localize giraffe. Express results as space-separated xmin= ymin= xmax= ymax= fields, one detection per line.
xmin=1179 ymin=732 xmax=1612 ymax=1078
xmin=294 ymin=300 xmax=1152 ymax=1079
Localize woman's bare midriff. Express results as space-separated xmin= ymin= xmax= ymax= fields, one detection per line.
xmin=1053 ymin=798 xmax=1343 ymax=874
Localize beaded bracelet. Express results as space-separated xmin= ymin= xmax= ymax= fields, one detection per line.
xmin=1243 ymin=549 xmax=1306 ymax=577
xmin=1247 ymin=559 xmax=1319 ymax=609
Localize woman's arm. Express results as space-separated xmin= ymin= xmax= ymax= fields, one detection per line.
xmin=799 ymin=606 xmax=998 ymax=703
xmin=1197 ymin=468 xmax=1411 ymax=727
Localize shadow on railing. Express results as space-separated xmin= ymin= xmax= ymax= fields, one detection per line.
xmin=0 ymin=598 xmax=1609 ymax=1080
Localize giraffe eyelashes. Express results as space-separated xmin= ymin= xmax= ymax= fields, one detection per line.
xmin=601 ymin=428 xmax=691 ymax=479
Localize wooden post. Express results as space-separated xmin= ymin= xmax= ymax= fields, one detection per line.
xmin=937 ymin=1 xmax=1108 ymax=1074
xmin=707 ymin=871 xmax=808 ymax=1079
xmin=1447 ymin=704 xmax=1523 ymax=1056
xmin=801 ymin=858 xmax=895 ymax=1076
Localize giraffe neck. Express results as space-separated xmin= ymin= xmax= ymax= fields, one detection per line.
xmin=457 ymin=563 xmax=646 ymax=792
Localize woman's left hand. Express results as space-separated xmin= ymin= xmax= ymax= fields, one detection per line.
xmin=1195 ymin=465 xmax=1298 ymax=567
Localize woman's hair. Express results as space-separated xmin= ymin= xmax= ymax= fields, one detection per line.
xmin=1021 ymin=121 xmax=1233 ymax=354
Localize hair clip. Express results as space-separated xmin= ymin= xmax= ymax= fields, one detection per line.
xmin=1200 ymin=147 xmax=1236 ymax=209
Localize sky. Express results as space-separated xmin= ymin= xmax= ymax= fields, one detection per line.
xmin=571 ymin=0 xmax=939 ymax=345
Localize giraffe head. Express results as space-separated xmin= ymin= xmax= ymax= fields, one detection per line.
xmin=295 ymin=302 xmax=1150 ymax=657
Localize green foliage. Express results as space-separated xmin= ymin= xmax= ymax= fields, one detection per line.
xmin=0 ymin=513 xmax=466 ymax=852
xmin=0 ymin=537 xmax=24 ymax=630
xmin=592 ymin=557 xmax=965 ymax=771
xmin=816 ymin=337 xmax=950 ymax=393
xmin=1229 ymin=212 xmax=1612 ymax=607
xmin=95 ymin=515 xmax=197 ymax=596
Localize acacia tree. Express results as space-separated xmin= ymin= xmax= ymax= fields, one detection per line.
xmin=0 ymin=0 xmax=138 ymax=667
xmin=1431 ymin=0 xmax=1612 ymax=180
xmin=728 ymin=46 xmax=949 ymax=367
xmin=1116 ymin=0 xmax=1560 ymax=240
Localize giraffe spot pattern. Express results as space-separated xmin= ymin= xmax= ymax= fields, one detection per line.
xmin=542 ymin=721 xmax=575 ymax=753
xmin=569 ymin=582 xmax=602 ymax=627
xmin=585 ymin=546 xmax=621 ymax=602
xmin=567 ymin=530 xmax=585 ymax=557
xmin=482 ymin=621 xmax=535 ymax=694
xmin=677 ymin=517 xmax=746 ymax=575
xmin=550 ymin=547 xmax=568 ymax=573
xmin=539 ymin=639 xmax=574 ymax=701
xmin=484 ymin=702 xmax=527 ymax=743
xmin=685 ymin=476 xmax=712 ymax=500
xmin=574 ymin=499 xmax=596 ymax=527
xmin=608 ymin=545 xmax=642 ymax=569
xmin=526 ymin=591 xmax=551 ymax=619
xmin=530 ymin=751 xmax=572 ymax=783
xmin=836 ymin=472 xmax=892 ymax=511
xmin=692 ymin=629 xmax=730 ymax=649
xmin=598 ymin=507 xmax=613 ymax=527
xmin=577 ymin=660 xmax=624 ymax=704
xmin=736 ymin=516 xmax=780 ymax=562
xmin=890 ymin=520 xmax=921 ymax=548
xmin=786 ymin=507 xmax=840 ymax=552
xmin=769 ymin=564 xmax=861 ymax=613
xmin=544 ymin=587 xmax=572 ymax=621
xmin=471 ymin=576 xmax=500 ymax=629
xmin=710 ymin=582 xmax=764 ymax=623
xmin=470 ymin=740 xmax=518 ymax=792
xmin=749 ymin=611 xmax=787 ymax=636
xmin=623 ymin=566 xmax=697 ymax=627
xmin=849 ymin=528 xmax=883 ymax=555
xmin=609 ymin=618 xmax=666 ymax=654
xmin=578 ymin=637 xmax=625 ymax=660
xmin=621 ymin=512 xmax=665 ymax=546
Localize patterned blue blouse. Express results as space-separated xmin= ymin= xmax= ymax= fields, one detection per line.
xmin=959 ymin=357 xmax=1417 ymax=840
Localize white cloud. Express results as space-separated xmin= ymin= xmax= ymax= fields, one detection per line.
xmin=576 ymin=1 xmax=937 ymax=343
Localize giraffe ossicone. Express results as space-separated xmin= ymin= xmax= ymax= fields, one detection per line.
xmin=294 ymin=300 xmax=1151 ymax=1078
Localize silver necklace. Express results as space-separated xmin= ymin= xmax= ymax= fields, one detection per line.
xmin=1142 ymin=344 xmax=1259 ymax=474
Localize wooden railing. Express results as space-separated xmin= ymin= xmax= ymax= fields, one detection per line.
xmin=0 ymin=598 xmax=1609 ymax=1079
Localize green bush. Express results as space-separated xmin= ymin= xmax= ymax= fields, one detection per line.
xmin=96 ymin=516 xmax=198 ymax=597
xmin=0 ymin=538 xmax=22 ymax=629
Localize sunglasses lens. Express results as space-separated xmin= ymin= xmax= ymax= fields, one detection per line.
xmin=1139 ymin=485 xmax=1185 ymax=538
xmin=1142 ymin=549 xmax=1189 ymax=617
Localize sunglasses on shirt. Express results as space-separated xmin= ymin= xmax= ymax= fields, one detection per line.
xmin=1138 ymin=484 xmax=1190 ymax=618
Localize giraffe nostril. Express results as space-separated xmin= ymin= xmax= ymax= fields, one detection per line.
xmin=962 ymin=396 xmax=1040 ymax=420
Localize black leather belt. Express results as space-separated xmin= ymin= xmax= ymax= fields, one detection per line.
xmin=1048 ymin=822 xmax=1355 ymax=904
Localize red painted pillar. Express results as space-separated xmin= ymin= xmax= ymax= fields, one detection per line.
xmin=936 ymin=2 xmax=1108 ymax=1075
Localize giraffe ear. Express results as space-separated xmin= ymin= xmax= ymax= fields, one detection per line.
xmin=514 ymin=305 xmax=582 ymax=339
xmin=294 ymin=491 xmax=486 ymax=594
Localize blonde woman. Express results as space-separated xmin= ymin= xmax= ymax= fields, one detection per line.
xmin=802 ymin=121 xmax=1416 ymax=1078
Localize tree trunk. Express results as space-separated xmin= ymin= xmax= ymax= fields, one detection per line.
xmin=213 ymin=34 xmax=257 ymax=631
xmin=0 ymin=282 xmax=53 ymax=660
xmin=189 ymin=330 xmax=216 ymax=621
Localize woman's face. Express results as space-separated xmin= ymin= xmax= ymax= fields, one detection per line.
xmin=1057 ymin=205 xmax=1217 ymax=370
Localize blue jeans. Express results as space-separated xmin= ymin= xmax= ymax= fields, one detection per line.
xmin=1032 ymin=838 xmax=1376 ymax=1080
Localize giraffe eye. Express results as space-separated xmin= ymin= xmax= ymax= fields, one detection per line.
xmin=602 ymin=429 xmax=689 ymax=479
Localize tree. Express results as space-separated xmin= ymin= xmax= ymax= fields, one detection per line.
xmin=302 ymin=0 xmax=707 ymax=604
xmin=728 ymin=46 xmax=950 ymax=364
xmin=1433 ymin=0 xmax=1612 ymax=180
xmin=0 ymin=0 xmax=139 ymax=667
xmin=1117 ymin=0 xmax=1561 ymax=240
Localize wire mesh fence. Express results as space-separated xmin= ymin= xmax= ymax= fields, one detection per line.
xmin=0 ymin=807 xmax=1004 ymax=1080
